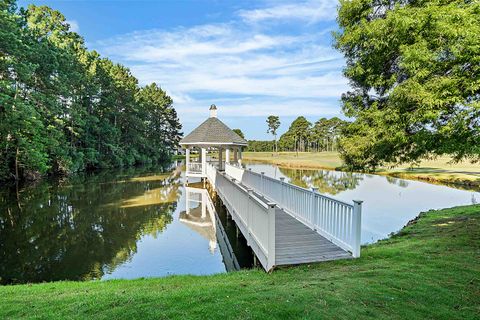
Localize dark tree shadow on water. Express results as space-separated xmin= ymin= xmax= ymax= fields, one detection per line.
xmin=279 ymin=168 xmax=363 ymax=195
xmin=0 ymin=163 xmax=182 ymax=284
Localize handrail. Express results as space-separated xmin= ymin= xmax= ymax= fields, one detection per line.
xmin=246 ymin=166 xmax=353 ymax=207
xmin=225 ymin=163 xmax=362 ymax=257
xmin=206 ymin=163 xmax=277 ymax=270
xmin=187 ymin=162 xmax=203 ymax=174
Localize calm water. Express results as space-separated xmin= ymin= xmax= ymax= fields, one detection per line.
xmin=245 ymin=163 xmax=480 ymax=243
xmin=1 ymin=161 xmax=478 ymax=284
xmin=0 ymin=162 xmax=253 ymax=284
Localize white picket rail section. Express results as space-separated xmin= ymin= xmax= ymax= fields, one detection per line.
xmin=206 ymin=162 xmax=217 ymax=185
xmin=206 ymin=163 xmax=276 ymax=270
xmin=225 ymin=163 xmax=362 ymax=257
xmin=224 ymin=162 xmax=244 ymax=181
xmin=187 ymin=162 xmax=203 ymax=174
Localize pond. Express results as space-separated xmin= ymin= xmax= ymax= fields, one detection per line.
xmin=0 ymin=162 xmax=253 ymax=284
xmin=1 ymin=161 xmax=478 ymax=284
xmin=244 ymin=163 xmax=480 ymax=244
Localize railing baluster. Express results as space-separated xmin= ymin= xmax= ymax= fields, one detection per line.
xmin=217 ymin=165 xmax=362 ymax=258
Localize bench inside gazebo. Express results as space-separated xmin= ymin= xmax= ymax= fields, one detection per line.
xmin=180 ymin=105 xmax=248 ymax=178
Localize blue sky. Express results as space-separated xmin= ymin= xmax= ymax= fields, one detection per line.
xmin=18 ymin=0 xmax=349 ymax=140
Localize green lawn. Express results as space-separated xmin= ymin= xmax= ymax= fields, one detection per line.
xmin=243 ymin=152 xmax=480 ymax=188
xmin=1 ymin=205 xmax=479 ymax=319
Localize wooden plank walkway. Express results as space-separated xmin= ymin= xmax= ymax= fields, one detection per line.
xmin=249 ymin=186 xmax=353 ymax=266
xmin=275 ymin=210 xmax=351 ymax=265
xmin=206 ymin=166 xmax=356 ymax=270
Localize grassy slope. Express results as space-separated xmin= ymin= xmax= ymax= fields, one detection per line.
xmin=242 ymin=152 xmax=480 ymax=188
xmin=1 ymin=205 xmax=479 ymax=319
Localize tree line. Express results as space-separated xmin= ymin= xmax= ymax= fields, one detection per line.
xmin=249 ymin=1 xmax=479 ymax=170
xmin=244 ymin=116 xmax=348 ymax=153
xmin=0 ymin=1 xmax=182 ymax=182
xmin=335 ymin=0 xmax=479 ymax=169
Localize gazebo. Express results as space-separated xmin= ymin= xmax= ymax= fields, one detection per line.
xmin=180 ymin=104 xmax=247 ymax=178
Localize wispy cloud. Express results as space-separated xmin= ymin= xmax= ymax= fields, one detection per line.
xmin=93 ymin=0 xmax=346 ymax=138
xmin=238 ymin=0 xmax=338 ymax=24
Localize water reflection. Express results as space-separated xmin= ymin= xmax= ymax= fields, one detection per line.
xmin=0 ymin=162 xmax=256 ymax=284
xmin=181 ymin=184 xmax=242 ymax=271
xmin=0 ymin=165 xmax=179 ymax=284
xmin=181 ymin=186 xmax=218 ymax=254
xmin=279 ymin=167 xmax=363 ymax=195
xmin=385 ymin=176 xmax=410 ymax=188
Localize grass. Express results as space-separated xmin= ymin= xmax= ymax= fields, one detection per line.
xmin=243 ymin=152 xmax=480 ymax=189
xmin=1 ymin=205 xmax=479 ymax=319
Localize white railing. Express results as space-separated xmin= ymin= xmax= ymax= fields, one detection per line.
xmin=206 ymin=160 xmax=226 ymax=171
xmin=228 ymin=164 xmax=362 ymax=258
xmin=187 ymin=162 xmax=203 ymax=174
xmin=206 ymin=162 xmax=217 ymax=185
xmin=225 ymin=162 xmax=245 ymax=181
xmin=206 ymin=163 xmax=276 ymax=270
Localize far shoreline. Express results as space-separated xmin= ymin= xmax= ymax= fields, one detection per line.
xmin=242 ymin=151 xmax=480 ymax=191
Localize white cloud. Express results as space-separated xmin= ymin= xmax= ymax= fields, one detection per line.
xmin=238 ymin=0 xmax=338 ymax=24
xmin=67 ymin=20 xmax=80 ymax=33
xmin=93 ymin=0 xmax=347 ymax=139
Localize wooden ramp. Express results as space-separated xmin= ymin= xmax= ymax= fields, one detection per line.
xmin=252 ymin=189 xmax=353 ymax=266
xmin=206 ymin=163 xmax=361 ymax=271
xmin=275 ymin=210 xmax=351 ymax=265
xmin=248 ymin=188 xmax=353 ymax=266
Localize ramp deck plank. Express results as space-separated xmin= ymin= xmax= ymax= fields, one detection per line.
xmin=275 ymin=210 xmax=351 ymax=265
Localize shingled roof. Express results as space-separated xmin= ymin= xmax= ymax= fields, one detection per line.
xmin=179 ymin=105 xmax=248 ymax=146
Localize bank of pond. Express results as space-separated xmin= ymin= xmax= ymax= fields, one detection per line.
xmin=0 ymin=161 xmax=478 ymax=284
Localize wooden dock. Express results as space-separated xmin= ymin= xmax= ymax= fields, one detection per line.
xmin=251 ymin=187 xmax=352 ymax=266
xmin=275 ymin=210 xmax=351 ymax=265
xmin=182 ymin=107 xmax=362 ymax=271
xmin=203 ymin=162 xmax=362 ymax=271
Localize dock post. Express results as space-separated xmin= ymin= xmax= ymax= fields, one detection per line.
xmin=279 ymin=177 xmax=285 ymax=206
xmin=352 ymin=200 xmax=363 ymax=258
xmin=267 ymin=202 xmax=276 ymax=271
xmin=311 ymin=187 xmax=318 ymax=230
xmin=246 ymin=187 xmax=253 ymax=246
xmin=261 ymin=172 xmax=265 ymax=194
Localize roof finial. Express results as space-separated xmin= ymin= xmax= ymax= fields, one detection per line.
xmin=209 ymin=104 xmax=217 ymax=118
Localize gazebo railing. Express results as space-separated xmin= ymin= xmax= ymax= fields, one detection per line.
xmin=187 ymin=162 xmax=203 ymax=174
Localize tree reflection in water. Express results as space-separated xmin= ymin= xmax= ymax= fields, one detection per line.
xmin=279 ymin=167 xmax=363 ymax=195
xmin=385 ymin=176 xmax=410 ymax=188
xmin=0 ymin=164 xmax=182 ymax=284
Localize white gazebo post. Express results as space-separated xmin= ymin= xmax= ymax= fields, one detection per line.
xmin=201 ymin=147 xmax=207 ymax=175
xmin=201 ymin=189 xmax=207 ymax=218
xmin=218 ymin=147 xmax=223 ymax=170
xmin=185 ymin=147 xmax=190 ymax=172
xmin=238 ymin=147 xmax=242 ymax=165
xmin=186 ymin=188 xmax=191 ymax=215
xmin=225 ymin=148 xmax=230 ymax=164
xmin=233 ymin=148 xmax=238 ymax=164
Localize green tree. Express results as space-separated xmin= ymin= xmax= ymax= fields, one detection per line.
xmin=0 ymin=2 xmax=182 ymax=181
xmin=245 ymin=140 xmax=274 ymax=152
xmin=279 ymin=116 xmax=311 ymax=154
xmin=0 ymin=3 xmax=52 ymax=180
xmin=232 ymin=129 xmax=245 ymax=139
xmin=335 ymin=0 xmax=480 ymax=170
xmin=266 ymin=115 xmax=280 ymax=153
xmin=136 ymin=83 xmax=182 ymax=162
xmin=312 ymin=117 xmax=348 ymax=152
